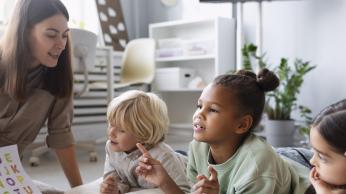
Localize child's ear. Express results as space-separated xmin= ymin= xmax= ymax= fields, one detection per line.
xmin=235 ymin=115 xmax=253 ymax=134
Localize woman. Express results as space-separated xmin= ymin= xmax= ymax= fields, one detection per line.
xmin=0 ymin=0 xmax=82 ymax=188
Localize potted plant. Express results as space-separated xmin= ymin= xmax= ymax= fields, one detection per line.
xmin=242 ymin=43 xmax=316 ymax=147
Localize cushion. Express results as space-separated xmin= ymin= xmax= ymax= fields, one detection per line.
xmin=276 ymin=147 xmax=313 ymax=169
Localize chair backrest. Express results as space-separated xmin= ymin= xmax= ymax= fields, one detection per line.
xmin=70 ymin=28 xmax=97 ymax=96
xmin=70 ymin=28 xmax=98 ymax=72
xmin=120 ymin=38 xmax=156 ymax=84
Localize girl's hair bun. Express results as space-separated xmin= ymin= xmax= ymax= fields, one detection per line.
xmin=236 ymin=69 xmax=257 ymax=80
xmin=256 ymin=68 xmax=280 ymax=92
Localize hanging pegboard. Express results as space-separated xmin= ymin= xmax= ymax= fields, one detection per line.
xmin=95 ymin=0 xmax=129 ymax=51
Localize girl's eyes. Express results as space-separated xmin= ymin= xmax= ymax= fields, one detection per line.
xmin=313 ymin=149 xmax=328 ymax=163
xmin=196 ymin=104 xmax=218 ymax=113
xmin=208 ymin=108 xmax=218 ymax=113
xmin=317 ymin=153 xmax=327 ymax=162
xmin=46 ymin=34 xmax=57 ymax=38
xmin=46 ymin=33 xmax=68 ymax=39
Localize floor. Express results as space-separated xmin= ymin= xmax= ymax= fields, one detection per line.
xmin=22 ymin=129 xmax=193 ymax=191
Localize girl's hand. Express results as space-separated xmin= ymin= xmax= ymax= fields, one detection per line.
xmin=309 ymin=167 xmax=345 ymax=194
xmin=100 ymin=174 xmax=119 ymax=194
xmin=135 ymin=143 xmax=170 ymax=187
xmin=192 ymin=166 xmax=220 ymax=194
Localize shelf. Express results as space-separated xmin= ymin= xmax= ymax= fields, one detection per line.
xmin=150 ymin=18 xmax=235 ymax=128
xmin=156 ymin=54 xmax=215 ymax=62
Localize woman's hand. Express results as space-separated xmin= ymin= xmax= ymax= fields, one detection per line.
xmin=310 ymin=167 xmax=345 ymax=194
xmin=192 ymin=166 xmax=220 ymax=194
xmin=135 ymin=143 xmax=170 ymax=187
xmin=100 ymin=174 xmax=119 ymax=194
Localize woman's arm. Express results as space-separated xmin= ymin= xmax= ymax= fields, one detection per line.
xmin=55 ymin=145 xmax=83 ymax=187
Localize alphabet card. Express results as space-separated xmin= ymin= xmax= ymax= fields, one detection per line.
xmin=0 ymin=145 xmax=41 ymax=194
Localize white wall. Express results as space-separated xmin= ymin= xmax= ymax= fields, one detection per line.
xmin=122 ymin=0 xmax=184 ymax=39
xmin=246 ymin=0 xmax=346 ymax=118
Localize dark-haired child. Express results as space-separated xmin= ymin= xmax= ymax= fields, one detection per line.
xmin=305 ymin=99 xmax=346 ymax=194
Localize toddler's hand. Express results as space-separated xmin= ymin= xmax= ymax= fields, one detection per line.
xmin=100 ymin=174 xmax=119 ymax=194
xmin=135 ymin=143 xmax=170 ymax=187
xmin=192 ymin=166 xmax=219 ymax=194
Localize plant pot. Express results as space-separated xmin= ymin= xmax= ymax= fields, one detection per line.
xmin=265 ymin=120 xmax=295 ymax=147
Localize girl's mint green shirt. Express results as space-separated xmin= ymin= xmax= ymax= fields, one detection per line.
xmin=187 ymin=134 xmax=309 ymax=194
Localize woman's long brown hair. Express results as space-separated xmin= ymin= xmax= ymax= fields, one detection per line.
xmin=0 ymin=0 xmax=73 ymax=101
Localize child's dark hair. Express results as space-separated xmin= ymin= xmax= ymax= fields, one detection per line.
xmin=312 ymin=99 xmax=346 ymax=155
xmin=213 ymin=68 xmax=279 ymax=131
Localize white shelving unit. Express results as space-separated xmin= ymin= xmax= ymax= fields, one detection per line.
xmin=149 ymin=17 xmax=236 ymax=130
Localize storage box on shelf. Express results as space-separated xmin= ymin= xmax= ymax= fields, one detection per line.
xmin=154 ymin=67 xmax=195 ymax=91
xmin=149 ymin=17 xmax=236 ymax=131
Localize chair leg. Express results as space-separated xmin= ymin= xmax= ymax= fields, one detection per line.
xmin=29 ymin=144 xmax=50 ymax=167
xmin=75 ymin=143 xmax=97 ymax=162
xmin=147 ymin=84 xmax=151 ymax=92
xmin=75 ymin=136 xmax=107 ymax=163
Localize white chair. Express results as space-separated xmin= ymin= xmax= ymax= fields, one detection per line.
xmin=113 ymin=38 xmax=156 ymax=91
xmin=70 ymin=28 xmax=98 ymax=96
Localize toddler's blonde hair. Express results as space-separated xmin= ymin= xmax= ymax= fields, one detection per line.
xmin=107 ymin=90 xmax=169 ymax=146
